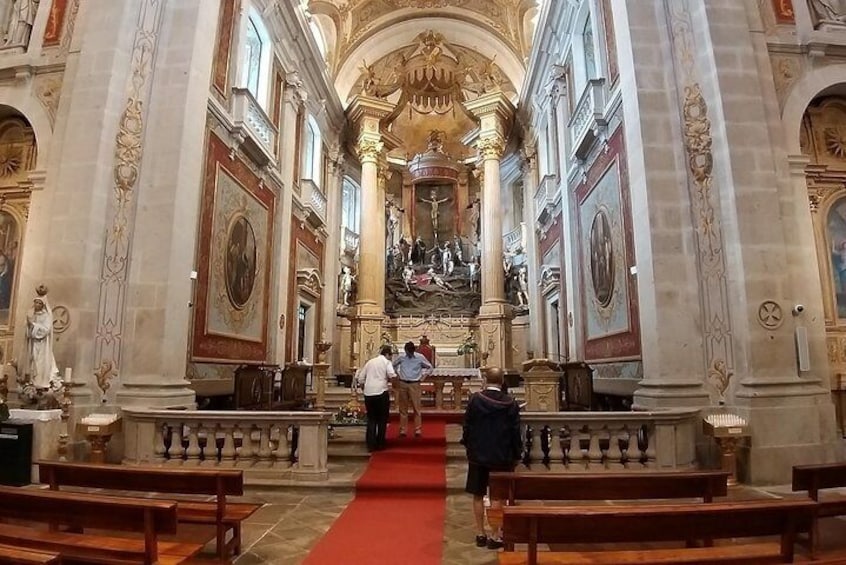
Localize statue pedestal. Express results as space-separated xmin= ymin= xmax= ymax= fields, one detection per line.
xmin=8 ymin=409 xmax=62 ymax=481
xmin=520 ymin=359 xmax=563 ymax=412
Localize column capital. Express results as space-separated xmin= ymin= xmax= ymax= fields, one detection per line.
xmin=356 ymin=137 xmax=384 ymax=164
xmin=477 ymin=135 xmax=506 ymax=161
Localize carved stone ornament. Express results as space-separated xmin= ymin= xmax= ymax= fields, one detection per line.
xmin=757 ymin=300 xmax=784 ymax=330
xmin=356 ymin=138 xmax=384 ymax=163
xmin=94 ymin=360 xmax=117 ymax=395
xmin=51 ymin=305 xmax=70 ymax=333
xmin=477 ymin=136 xmax=505 ymax=161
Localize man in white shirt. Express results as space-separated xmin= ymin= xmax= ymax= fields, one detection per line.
xmin=356 ymin=345 xmax=397 ymax=451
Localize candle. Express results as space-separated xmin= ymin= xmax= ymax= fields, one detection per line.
xmin=64 ymin=367 xmax=72 ymax=382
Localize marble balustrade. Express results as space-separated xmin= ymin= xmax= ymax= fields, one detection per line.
xmin=518 ymin=409 xmax=700 ymax=471
xmin=122 ymin=408 xmax=333 ymax=483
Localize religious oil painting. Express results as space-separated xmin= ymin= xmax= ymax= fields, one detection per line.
xmin=224 ymin=215 xmax=257 ymax=309
xmin=207 ymin=165 xmax=268 ymax=343
xmin=0 ymin=210 xmax=19 ymax=327
xmin=589 ymin=208 xmax=614 ymax=307
xmin=827 ymin=197 xmax=846 ymax=318
xmin=580 ymin=161 xmax=629 ymax=340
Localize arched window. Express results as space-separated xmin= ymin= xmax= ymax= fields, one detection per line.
xmin=582 ymin=16 xmax=596 ymax=81
xmin=342 ymin=176 xmax=361 ymax=235
xmin=302 ymin=115 xmax=323 ymax=188
xmin=242 ymin=8 xmax=271 ymax=109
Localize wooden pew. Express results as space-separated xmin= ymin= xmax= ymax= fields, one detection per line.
xmin=0 ymin=544 xmax=61 ymax=564
xmin=489 ymin=470 xmax=730 ymax=505
xmin=38 ymin=461 xmax=262 ymax=560
xmin=792 ymin=462 xmax=846 ymax=552
xmin=487 ymin=470 xmax=730 ymax=545
xmin=0 ymin=486 xmax=202 ymax=564
xmin=500 ymin=499 xmax=817 ymax=565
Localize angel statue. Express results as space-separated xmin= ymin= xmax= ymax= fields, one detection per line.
xmin=340 ymin=267 xmax=355 ymax=306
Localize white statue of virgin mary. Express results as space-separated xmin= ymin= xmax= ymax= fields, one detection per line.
xmin=24 ymin=291 xmax=59 ymax=389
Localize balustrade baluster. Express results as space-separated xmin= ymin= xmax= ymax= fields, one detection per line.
xmin=167 ymin=423 xmax=185 ymax=464
xmin=257 ymin=423 xmax=273 ymax=467
xmin=155 ymin=423 xmax=169 ymax=463
xmin=644 ymin=424 xmax=657 ymax=468
xmin=271 ymin=424 xmax=290 ymax=468
xmin=220 ymin=424 xmax=236 ymax=465
xmin=239 ymin=424 xmax=257 ymax=467
xmin=540 ymin=425 xmax=551 ymax=468
xmin=548 ymin=425 xmax=565 ymax=468
xmin=568 ymin=426 xmax=585 ymax=468
xmin=587 ymin=425 xmax=603 ymax=469
xmin=561 ymin=425 xmax=572 ymax=467
xmin=605 ymin=424 xmax=625 ymax=470
xmin=521 ymin=425 xmax=533 ymax=467
xmin=232 ymin=425 xmax=245 ymax=466
xmin=184 ymin=423 xmax=202 ymax=465
xmin=197 ymin=424 xmax=211 ymax=466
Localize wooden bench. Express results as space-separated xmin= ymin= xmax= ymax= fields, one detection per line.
xmin=38 ymin=461 xmax=262 ymax=560
xmin=0 ymin=543 xmax=61 ymax=564
xmin=489 ymin=470 xmax=730 ymax=505
xmin=792 ymin=462 xmax=846 ymax=551
xmin=0 ymin=485 xmax=203 ymax=564
xmin=487 ymin=470 xmax=730 ymax=544
xmin=500 ymin=500 xmax=817 ymax=564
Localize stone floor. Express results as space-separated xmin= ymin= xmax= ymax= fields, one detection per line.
xmin=225 ymin=481 xmax=846 ymax=565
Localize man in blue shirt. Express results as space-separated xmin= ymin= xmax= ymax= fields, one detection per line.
xmin=393 ymin=341 xmax=433 ymax=437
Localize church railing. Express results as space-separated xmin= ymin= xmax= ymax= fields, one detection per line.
xmin=121 ymin=408 xmax=332 ymax=483
xmin=518 ymin=408 xmax=700 ymax=471
xmin=503 ymin=222 xmax=524 ymax=253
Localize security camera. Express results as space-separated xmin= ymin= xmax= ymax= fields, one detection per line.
xmin=792 ymin=304 xmax=805 ymax=316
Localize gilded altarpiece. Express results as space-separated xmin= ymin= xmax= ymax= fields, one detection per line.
xmin=804 ymin=99 xmax=846 ymax=399
xmin=0 ymin=119 xmax=34 ymax=364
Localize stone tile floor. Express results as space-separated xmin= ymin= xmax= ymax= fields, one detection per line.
xmin=224 ymin=482 xmax=846 ymax=565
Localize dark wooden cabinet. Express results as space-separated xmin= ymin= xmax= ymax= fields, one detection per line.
xmin=234 ymin=363 xmax=309 ymax=410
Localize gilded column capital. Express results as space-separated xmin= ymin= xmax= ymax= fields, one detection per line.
xmin=356 ymin=138 xmax=384 ymax=164
xmin=477 ymin=135 xmax=505 ymax=161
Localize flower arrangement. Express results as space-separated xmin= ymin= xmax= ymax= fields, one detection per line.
xmin=333 ymin=398 xmax=367 ymax=425
xmin=457 ymin=333 xmax=478 ymax=355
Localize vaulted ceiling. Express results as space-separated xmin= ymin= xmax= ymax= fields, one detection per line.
xmin=308 ymin=0 xmax=538 ymax=101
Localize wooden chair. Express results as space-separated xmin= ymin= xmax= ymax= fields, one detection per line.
xmin=38 ymin=461 xmax=262 ymax=560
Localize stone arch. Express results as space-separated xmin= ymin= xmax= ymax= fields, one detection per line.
xmin=782 ymin=63 xmax=846 ymax=155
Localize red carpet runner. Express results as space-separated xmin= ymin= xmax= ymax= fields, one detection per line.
xmin=304 ymin=419 xmax=447 ymax=565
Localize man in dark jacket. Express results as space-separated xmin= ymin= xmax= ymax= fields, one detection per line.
xmin=461 ymin=367 xmax=522 ymax=550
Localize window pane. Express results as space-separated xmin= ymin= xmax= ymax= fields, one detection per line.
xmin=245 ymin=18 xmax=262 ymax=98
xmin=583 ymin=17 xmax=595 ymax=80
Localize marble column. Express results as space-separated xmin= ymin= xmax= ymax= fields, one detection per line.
xmin=466 ymin=92 xmax=515 ymax=370
xmin=347 ymin=96 xmax=394 ymax=364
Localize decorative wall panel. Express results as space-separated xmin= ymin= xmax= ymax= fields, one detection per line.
xmin=576 ymin=127 xmax=640 ymax=360
xmin=192 ymin=131 xmax=275 ymax=362
xmin=212 ymin=0 xmax=238 ymax=97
